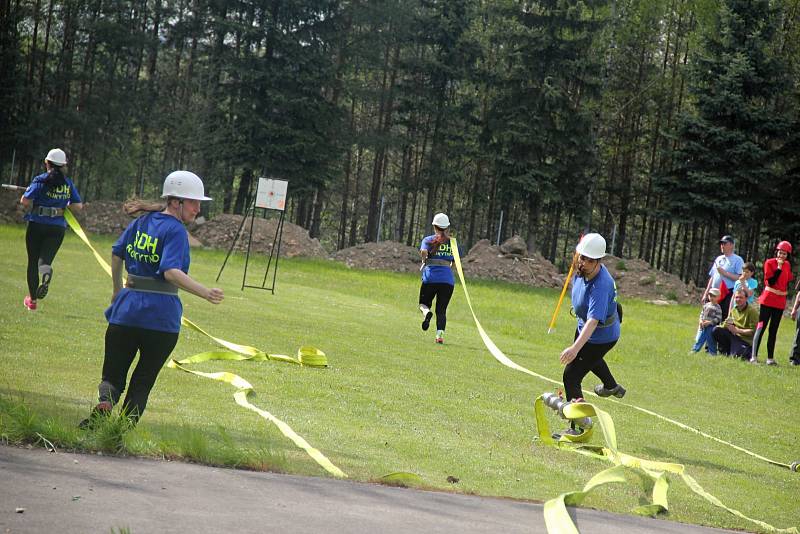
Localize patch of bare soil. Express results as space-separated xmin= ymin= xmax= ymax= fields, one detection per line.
xmin=0 ymin=189 xmax=700 ymax=300
xmin=330 ymin=241 xmax=422 ymax=272
xmin=331 ymin=236 xmax=564 ymax=288
xmin=191 ymin=213 xmax=327 ymax=258
xmin=602 ymin=255 xmax=701 ymax=305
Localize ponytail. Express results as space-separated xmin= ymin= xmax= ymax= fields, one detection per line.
xmin=428 ymin=226 xmax=451 ymax=252
xmin=42 ymin=166 xmax=66 ymax=192
xmin=123 ymin=198 xmax=166 ymax=217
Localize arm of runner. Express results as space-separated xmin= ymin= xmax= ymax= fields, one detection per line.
xmin=68 ymin=202 xmax=84 ymax=211
xmin=111 ymin=254 xmax=124 ymax=303
xmin=560 ymin=318 xmax=599 ymax=365
xmin=163 ymin=268 xmax=224 ymax=304
xmin=791 ymin=293 xmax=800 ymax=320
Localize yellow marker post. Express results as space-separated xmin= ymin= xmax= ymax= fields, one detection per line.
xmin=547 ymin=252 xmax=577 ymax=334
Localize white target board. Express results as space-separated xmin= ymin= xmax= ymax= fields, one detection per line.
xmin=255 ymin=178 xmax=288 ymax=211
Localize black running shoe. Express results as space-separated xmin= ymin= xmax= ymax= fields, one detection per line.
xmin=422 ymin=311 xmax=433 ymax=331
xmin=594 ymin=384 xmax=626 ymax=398
xmin=36 ymin=268 xmax=52 ymax=300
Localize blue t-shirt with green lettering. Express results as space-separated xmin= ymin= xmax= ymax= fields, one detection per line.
xmin=23 ymin=172 xmax=82 ymax=227
xmin=571 ymin=265 xmax=620 ymax=344
xmin=420 ymin=235 xmax=455 ymax=285
xmin=105 ymin=212 xmax=190 ymax=333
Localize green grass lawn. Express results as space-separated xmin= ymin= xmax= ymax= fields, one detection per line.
xmin=1 ymin=222 xmax=798 ymax=533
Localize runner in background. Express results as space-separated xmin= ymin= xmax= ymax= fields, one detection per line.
xmin=419 ymin=213 xmax=455 ymax=344
xmin=20 ymin=148 xmax=83 ymax=310
xmin=80 ymin=171 xmax=223 ymax=428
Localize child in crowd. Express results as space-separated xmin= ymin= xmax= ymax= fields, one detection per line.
xmin=692 ymin=287 xmax=722 ymax=354
xmin=733 ymin=262 xmax=758 ymax=307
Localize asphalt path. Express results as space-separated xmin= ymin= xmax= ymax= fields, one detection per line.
xmin=1 ymin=445 xmax=742 ymax=534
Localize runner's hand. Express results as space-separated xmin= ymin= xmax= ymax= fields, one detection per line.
xmin=560 ymin=346 xmax=578 ymax=365
xmin=205 ymin=287 xmax=224 ymax=304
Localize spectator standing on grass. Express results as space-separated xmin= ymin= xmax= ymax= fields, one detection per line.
xmin=80 ymin=171 xmax=223 ymax=429
xmin=20 ymin=148 xmax=83 ymax=311
xmin=750 ymin=241 xmax=793 ymax=365
xmin=702 ymin=235 xmax=743 ymax=321
xmin=789 ymin=281 xmax=800 ymax=366
xmin=559 ymin=233 xmax=625 ymax=430
xmin=418 ymin=213 xmax=456 ymax=344
xmin=733 ymin=262 xmax=758 ymax=307
xmin=712 ymin=289 xmax=758 ymax=360
xmin=691 ymin=287 xmax=722 ymax=355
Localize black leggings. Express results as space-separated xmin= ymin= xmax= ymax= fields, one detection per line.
xmin=753 ymin=304 xmax=784 ymax=359
xmin=98 ymin=324 xmax=179 ymax=421
xmin=563 ymin=330 xmax=618 ymax=401
xmin=419 ymin=283 xmax=454 ymax=331
xmin=25 ymin=221 xmax=65 ymax=298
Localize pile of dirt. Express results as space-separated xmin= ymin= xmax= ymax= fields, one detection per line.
xmin=191 ymin=213 xmax=327 ymax=258
xmin=461 ymin=239 xmax=564 ymax=288
xmin=0 ymin=190 xmax=701 ymax=300
xmin=331 ymin=236 xmax=565 ymax=288
xmin=602 ymin=255 xmax=701 ymax=305
xmin=0 ymin=188 xmax=26 ymax=223
xmin=71 ymin=200 xmax=134 ymax=235
xmin=331 ymin=241 xmax=422 ymax=272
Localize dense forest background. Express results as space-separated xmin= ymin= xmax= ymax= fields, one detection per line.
xmin=2 ymin=0 xmax=799 ymax=285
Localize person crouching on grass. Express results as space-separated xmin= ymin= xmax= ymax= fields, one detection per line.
xmin=557 ymin=233 xmax=625 ymax=436
xmin=691 ymin=287 xmax=722 ymax=355
xmin=418 ymin=213 xmax=455 ymax=344
xmin=711 ymin=288 xmax=758 ymax=360
xmin=80 ymin=171 xmax=223 ymax=429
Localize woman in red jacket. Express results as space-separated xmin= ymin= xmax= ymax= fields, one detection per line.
xmin=751 ymin=241 xmax=794 ymax=365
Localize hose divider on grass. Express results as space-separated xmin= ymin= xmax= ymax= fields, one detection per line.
xmin=450 ymin=238 xmax=798 ymax=534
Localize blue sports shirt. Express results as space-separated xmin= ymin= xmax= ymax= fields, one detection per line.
xmin=105 ymin=212 xmax=190 ymax=333
xmin=420 ymin=235 xmax=455 ymax=285
xmin=570 ymin=264 xmax=620 ymax=344
xmin=23 ymin=172 xmax=82 ymax=228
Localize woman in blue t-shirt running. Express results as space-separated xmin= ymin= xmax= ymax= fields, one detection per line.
xmin=559 ymin=233 xmax=625 ymax=431
xmin=19 ymin=148 xmax=83 ymax=310
xmin=80 ymin=171 xmax=223 ymax=428
xmin=418 ymin=213 xmax=455 ymax=344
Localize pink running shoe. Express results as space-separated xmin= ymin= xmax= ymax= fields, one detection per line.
xmin=23 ymin=295 xmax=37 ymax=311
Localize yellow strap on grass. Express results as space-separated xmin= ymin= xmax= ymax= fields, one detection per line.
xmin=65 ymin=211 xmax=340 ymax=476
xmin=65 ymin=210 xmax=113 ymax=277
xmin=451 ymin=238 xmax=798 ymax=533
xmin=534 ymin=396 xmax=798 ymax=534
xmin=168 ymin=356 xmax=345 ymax=478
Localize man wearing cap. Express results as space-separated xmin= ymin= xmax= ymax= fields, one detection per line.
xmin=712 ymin=288 xmax=758 ymax=360
xmin=702 ymin=235 xmax=743 ymax=320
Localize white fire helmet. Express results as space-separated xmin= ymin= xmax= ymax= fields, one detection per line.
xmin=432 ymin=213 xmax=450 ymax=228
xmin=161 ymin=170 xmax=212 ymax=201
xmin=45 ymin=148 xmax=67 ymax=166
xmin=575 ymin=233 xmax=607 ymax=259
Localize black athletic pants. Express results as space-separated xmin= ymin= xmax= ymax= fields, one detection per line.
xmin=98 ymin=324 xmax=179 ymax=422
xmin=753 ymin=304 xmax=783 ymax=359
xmin=791 ymin=317 xmax=800 ymax=364
xmin=711 ymin=326 xmax=752 ymax=359
xmin=25 ymin=221 xmax=65 ymax=298
xmin=419 ymin=283 xmax=454 ymax=331
xmin=563 ymin=330 xmax=618 ymax=401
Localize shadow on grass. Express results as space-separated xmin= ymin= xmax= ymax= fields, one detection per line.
xmin=640 ymin=446 xmax=750 ymax=475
